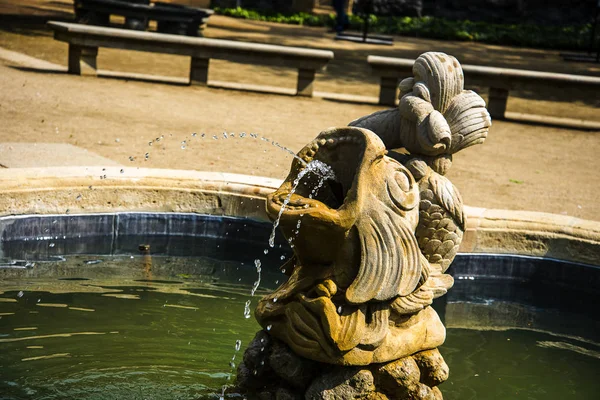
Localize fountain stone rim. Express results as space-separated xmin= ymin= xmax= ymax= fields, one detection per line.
xmin=0 ymin=166 xmax=598 ymax=266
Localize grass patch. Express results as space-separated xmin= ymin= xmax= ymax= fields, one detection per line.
xmin=214 ymin=7 xmax=594 ymax=51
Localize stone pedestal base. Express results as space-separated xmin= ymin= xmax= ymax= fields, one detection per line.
xmin=235 ymin=330 xmax=448 ymax=400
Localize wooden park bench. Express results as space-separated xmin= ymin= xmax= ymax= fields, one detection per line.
xmin=47 ymin=21 xmax=334 ymax=97
xmin=74 ymin=0 xmax=214 ymax=36
xmin=368 ymin=55 xmax=600 ymax=120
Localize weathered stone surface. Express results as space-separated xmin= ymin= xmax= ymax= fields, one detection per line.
xmin=236 ymin=331 xmax=275 ymax=390
xmin=254 ymin=53 xmax=491 ymax=367
xmin=275 ymin=386 xmax=302 ymax=400
xmin=375 ymin=353 xmax=446 ymax=400
xmin=305 ymin=368 xmax=376 ymax=400
xmin=377 ymin=356 xmax=421 ymax=395
xmin=239 ymin=52 xmax=493 ymax=399
xmin=236 ymin=361 xmax=262 ymax=391
xmin=413 ymin=349 xmax=449 ymax=387
xmin=243 ymin=330 xmax=272 ymax=373
xmin=269 ymin=339 xmax=318 ymax=389
xmin=432 ymin=386 xmax=443 ymax=400
xmin=258 ymin=127 xmax=449 ymax=365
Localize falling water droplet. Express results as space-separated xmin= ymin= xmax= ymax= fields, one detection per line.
xmin=263 ymin=249 xmax=269 ymax=254
xmin=337 ymin=306 xmax=343 ymax=314
xmin=280 ymin=255 xmax=285 ymax=260
xmin=129 ymin=156 xmax=135 ymax=161
xmin=120 ymin=169 xmax=124 ymax=174
xmin=76 ymin=194 xmax=82 ymax=201
xmin=266 ymin=324 xmax=272 ymax=331
xmin=148 ymin=141 xmax=153 ymax=146
xmin=273 ymin=298 xmax=278 ymax=303
xmin=145 ymin=153 xmax=150 ymax=160
xmin=235 ymin=340 xmax=242 ymax=351
xmin=192 ymin=133 xmax=197 ymax=137
xmin=49 ymin=243 xmax=55 ymax=248
xmin=243 ymin=300 xmax=252 ymax=319
xmin=17 ymin=291 xmax=24 ymax=298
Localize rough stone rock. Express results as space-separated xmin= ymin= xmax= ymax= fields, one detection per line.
xmin=367 ymin=392 xmax=390 ymax=400
xmin=258 ymin=391 xmax=274 ymax=400
xmin=269 ymin=339 xmax=318 ymax=390
xmin=237 ymin=331 xmax=275 ymax=391
xmin=432 ymin=387 xmax=443 ymax=400
xmin=376 ymin=356 xmax=421 ymax=396
xmin=413 ymin=349 xmax=449 ymax=387
xmin=237 ymin=361 xmax=263 ymax=391
xmin=243 ymin=330 xmax=273 ymax=374
xmin=275 ymin=386 xmax=303 ymax=400
xmin=305 ymin=368 xmax=375 ymax=400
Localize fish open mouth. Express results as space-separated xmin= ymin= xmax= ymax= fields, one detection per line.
xmin=269 ymin=130 xmax=369 ymax=215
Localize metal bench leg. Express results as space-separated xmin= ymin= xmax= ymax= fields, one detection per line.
xmin=488 ymin=87 xmax=509 ymax=119
xmin=68 ymin=45 xmax=98 ymax=76
xmin=296 ymin=68 xmax=315 ymax=97
xmin=189 ymin=57 xmax=209 ymax=86
xmin=378 ymin=77 xmax=398 ymax=106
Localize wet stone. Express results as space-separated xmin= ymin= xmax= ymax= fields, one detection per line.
xmin=305 ymin=368 xmax=375 ymax=400
xmin=275 ymin=386 xmax=302 ymax=400
xmin=269 ymin=339 xmax=318 ymax=390
xmin=236 ymin=361 xmax=262 ymax=390
xmin=376 ymin=356 xmax=440 ymax=400
xmin=237 ymin=331 xmax=275 ymax=391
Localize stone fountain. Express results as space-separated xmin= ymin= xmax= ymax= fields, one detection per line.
xmin=235 ymin=52 xmax=492 ymax=399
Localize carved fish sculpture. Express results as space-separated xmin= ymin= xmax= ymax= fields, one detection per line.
xmin=256 ymin=127 xmax=451 ymax=366
xmin=350 ymin=51 xmax=491 ymax=285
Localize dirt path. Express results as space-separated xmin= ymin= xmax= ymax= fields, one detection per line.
xmin=1 ymin=61 xmax=598 ymax=221
xmin=0 ymin=0 xmax=599 ymax=221
xmin=0 ymin=1 xmax=599 ymax=120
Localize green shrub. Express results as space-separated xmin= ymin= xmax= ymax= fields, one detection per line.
xmin=213 ymin=7 xmax=593 ymax=51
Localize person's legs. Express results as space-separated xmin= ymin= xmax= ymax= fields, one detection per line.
xmin=332 ymin=0 xmax=348 ymax=33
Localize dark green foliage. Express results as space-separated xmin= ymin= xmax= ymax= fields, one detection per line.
xmin=213 ymin=7 xmax=594 ymax=51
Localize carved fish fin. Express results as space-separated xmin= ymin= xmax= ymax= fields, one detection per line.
xmin=359 ymin=302 xmax=390 ymax=348
xmin=429 ymin=272 xmax=454 ymax=298
xmin=348 ymin=108 xmax=402 ymax=149
xmin=391 ymin=286 xmax=434 ymax=315
xmin=346 ymin=208 xmax=422 ymax=304
xmin=429 ymin=172 xmax=465 ymax=229
xmin=335 ymin=305 xmax=367 ymax=351
xmin=444 ymin=90 xmax=491 ymax=154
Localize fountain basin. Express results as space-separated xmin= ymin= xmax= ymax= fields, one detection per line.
xmin=0 ymin=167 xmax=599 ymax=399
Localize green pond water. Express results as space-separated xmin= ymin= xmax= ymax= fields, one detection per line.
xmin=0 ymin=256 xmax=599 ymax=399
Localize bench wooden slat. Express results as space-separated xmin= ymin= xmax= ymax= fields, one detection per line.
xmin=48 ymin=21 xmax=334 ymax=97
